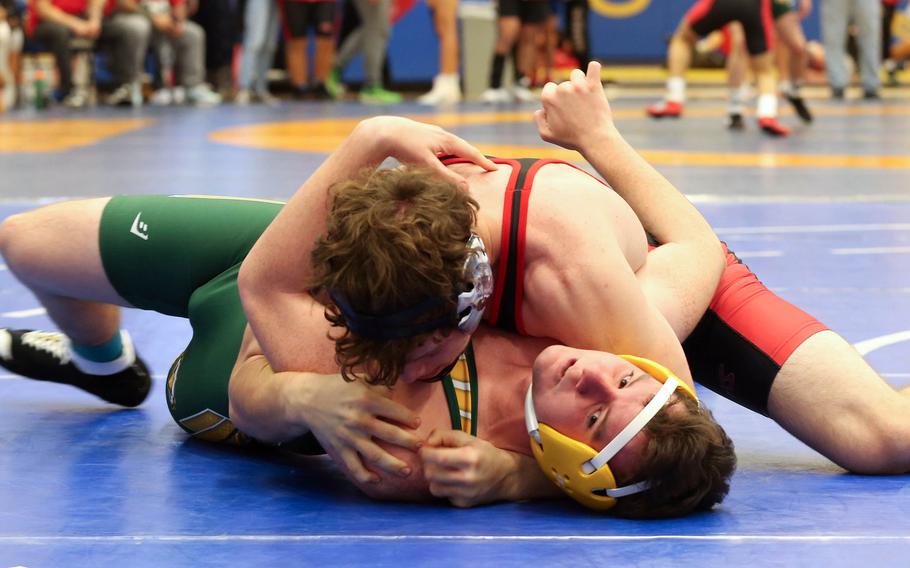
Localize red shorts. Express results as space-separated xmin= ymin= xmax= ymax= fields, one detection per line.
xmin=681 ymin=244 xmax=828 ymax=415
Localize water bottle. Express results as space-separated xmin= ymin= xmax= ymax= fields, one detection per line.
xmin=34 ymin=67 xmax=47 ymax=110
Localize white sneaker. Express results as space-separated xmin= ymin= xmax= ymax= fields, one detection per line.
xmin=62 ymin=88 xmax=89 ymax=108
xmin=255 ymin=89 xmax=279 ymax=105
xmin=480 ymin=88 xmax=510 ymax=104
xmin=172 ymin=86 xmax=186 ymax=105
xmin=149 ymin=88 xmax=173 ymax=106
xmin=234 ymin=88 xmax=252 ymax=105
xmin=187 ymin=84 xmax=222 ymax=106
xmin=418 ymin=74 xmax=462 ymax=105
xmin=511 ymin=79 xmax=536 ymax=102
xmin=104 ymin=83 xmax=133 ymax=106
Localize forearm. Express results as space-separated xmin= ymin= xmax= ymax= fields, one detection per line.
xmin=87 ymin=0 xmax=106 ymax=19
xmin=228 ymin=355 xmax=319 ymax=444
xmin=239 ymin=119 xmax=388 ymax=371
xmin=37 ymin=1 xmax=85 ymax=28
xmin=500 ymin=452 xmax=563 ymax=502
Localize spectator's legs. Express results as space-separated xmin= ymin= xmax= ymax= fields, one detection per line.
xmin=285 ymin=35 xmax=308 ymax=89
xmin=487 ymin=16 xmax=520 ymax=90
xmin=821 ymin=0 xmax=849 ymax=93
xmin=418 ymin=0 xmax=461 ymax=104
xmin=100 ymin=12 xmax=151 ymax=104
xmin=33 ymin=21 xmax=75 ymax=98
xmin=353 ymin=0 xmax=391 ymax=89
xmin=725 ymin=22 xmax=749 ymax=126
xmin=565 ymin=0 xmax=588 ymax=66
xmin=313 ymin=32 xmax=334 ymax=83
xmin=239 ymin=0 xmax=279 ymax=96
xmin=852 ymin=0 xmax=882 ymax=94
xmin=334 ymin=25 xmax=364 ymax=71
xmin=255 ymin=2 xmax=279 ymax=94
xmin=174 ymin=21 xmax=207 ymax=88
xmin=0 ymin=20 xmax=12 ymax=109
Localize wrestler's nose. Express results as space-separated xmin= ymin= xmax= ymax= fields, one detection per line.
xmin=575 ymin=369 xmax=617 ymax=401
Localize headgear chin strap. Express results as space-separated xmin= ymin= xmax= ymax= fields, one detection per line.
xmin=525 ymin=355 xmax=699 ymax=511
xmin=329 ymin=234 xmax=493 ymax=341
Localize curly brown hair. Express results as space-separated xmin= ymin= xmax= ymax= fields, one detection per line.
xmin=309 ymin=166 xmax=480 ymax=386
xmin=608 ymin=395 xmax=736 ymax=519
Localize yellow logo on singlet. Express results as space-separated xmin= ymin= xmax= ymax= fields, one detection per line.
xmin=591 ymin=0 xmax=650 ymax=18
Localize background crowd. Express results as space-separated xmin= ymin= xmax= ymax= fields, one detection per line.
xmin=0 ymin=0 xmax=907 ymax=112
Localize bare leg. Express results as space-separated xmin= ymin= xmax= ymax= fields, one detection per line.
xmin=725 ymin=22 xmax=749 ymax=126
xmin=647 ymin=21 xmax=697 ymax=117
xmin=285 ymin=37 xmax=309 ymax=88
xmin=314 ymin=35 xmax=334 ymax=83
xmin=0 ymin=198 xmax=132 ymax=346
xmin=768 ymin=331 xmax=910 ymax=474
xmin=435 ymin=0 xmax=459 ymax=75
xmin=776 ymin=12 xmax=808 ymax=87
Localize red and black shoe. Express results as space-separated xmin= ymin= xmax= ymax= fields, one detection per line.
xmin=646 ymin=100 xmax=683 ymax=119
xmin=758 ymin=117 xmax=790 ymax=137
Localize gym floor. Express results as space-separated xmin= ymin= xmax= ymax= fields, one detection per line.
xmin=1 ymin=89 xmax=909 ymax=566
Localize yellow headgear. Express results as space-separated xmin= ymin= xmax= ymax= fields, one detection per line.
xmin=524 ymin=355 xmax=698 ymax=511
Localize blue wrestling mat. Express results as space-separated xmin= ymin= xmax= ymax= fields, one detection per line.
xmin=1 ymin=98 xmax=909 ymax=567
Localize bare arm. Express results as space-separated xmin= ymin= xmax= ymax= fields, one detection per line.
xmin=228 ymin=352 xmax=425 ymax=484
xmin=416 ymin=430 xmax=561 ymax=506
xmin=36 ymin=0 xmax=92 ymax=33
xmin=238 ymin=117 xmax=496 ymax=372
xmin=535 ymin=62 xmax=725 ymax=345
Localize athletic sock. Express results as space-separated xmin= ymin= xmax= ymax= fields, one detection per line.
xmin=728 ymin=87 xmax=746 ymax=114
xmin=71 ymin=330 xmax=136 ymax=376
xmin=490 ymin=54 xmax=506 ymax=89
xmin=756 ymin=93 xmax=778 ymax=118
xmin=667 ymin=76 xmax=686 ymax=103
xmin=72 ymin=332 xmax=123 ymax=363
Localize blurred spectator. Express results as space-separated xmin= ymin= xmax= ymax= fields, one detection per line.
xmin=821 ymin=0 xmax=881 ymax=98
xmin=279 ymin=0 xmax=335 ymax=99
xmin=417 ymin=0 xmax=460 ymax=105
xmin=27 ymin=0 xmax=150 ymax=107
xmin=236 ymin=0 xmax=279 ymax=104
xmin=190 ymin=0 xmax=237 ymax=95
xmin=480 ymin=0 xmax=549 ymax=103
xmin=325 ymin=0 xmax=400 ymax=103
xmin=140 ymin=0 xmax=221 ymax=105
xmin=881 ymin=0 xmax=908 ymax=83
xmin=0 ymin=0 xmax=23 ymax=110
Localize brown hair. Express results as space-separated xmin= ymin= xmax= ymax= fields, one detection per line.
xmin=609 ymin=396 xmax=736 ymax=519
xmin=309 ymin=166 xmax=479 ymax=386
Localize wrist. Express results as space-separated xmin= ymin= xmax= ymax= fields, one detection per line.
xmin=350 ymin=117 xmax=390 ymax=163
xmin=578 ymin=122 xmax=620 ymax=155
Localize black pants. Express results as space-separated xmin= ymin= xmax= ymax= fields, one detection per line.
xmin=33 ymin=20 xmax=79 ymax=95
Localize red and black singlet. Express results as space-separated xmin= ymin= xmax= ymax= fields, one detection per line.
xmin=440 ymin=156 xmax=604 ymax=334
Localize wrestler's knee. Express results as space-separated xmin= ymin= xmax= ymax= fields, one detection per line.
xmin=0 ymin=211 xmax=36 ymax=268
xmin=836 ymin=408 xmax=910 ymax=474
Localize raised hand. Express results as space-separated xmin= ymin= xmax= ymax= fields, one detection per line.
xmin=364 ymin=116 xmax=497 ymax=189
xmin=535 ymin=61 xmax=615 ymax=152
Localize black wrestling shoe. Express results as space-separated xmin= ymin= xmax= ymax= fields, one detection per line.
xmin=727 ymin=113 xmax=745 ymax=130
xmin=0 ymin=329 xmax=151 ymax=407
xmin=784 ymin=93 xmax=813 ymax=123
